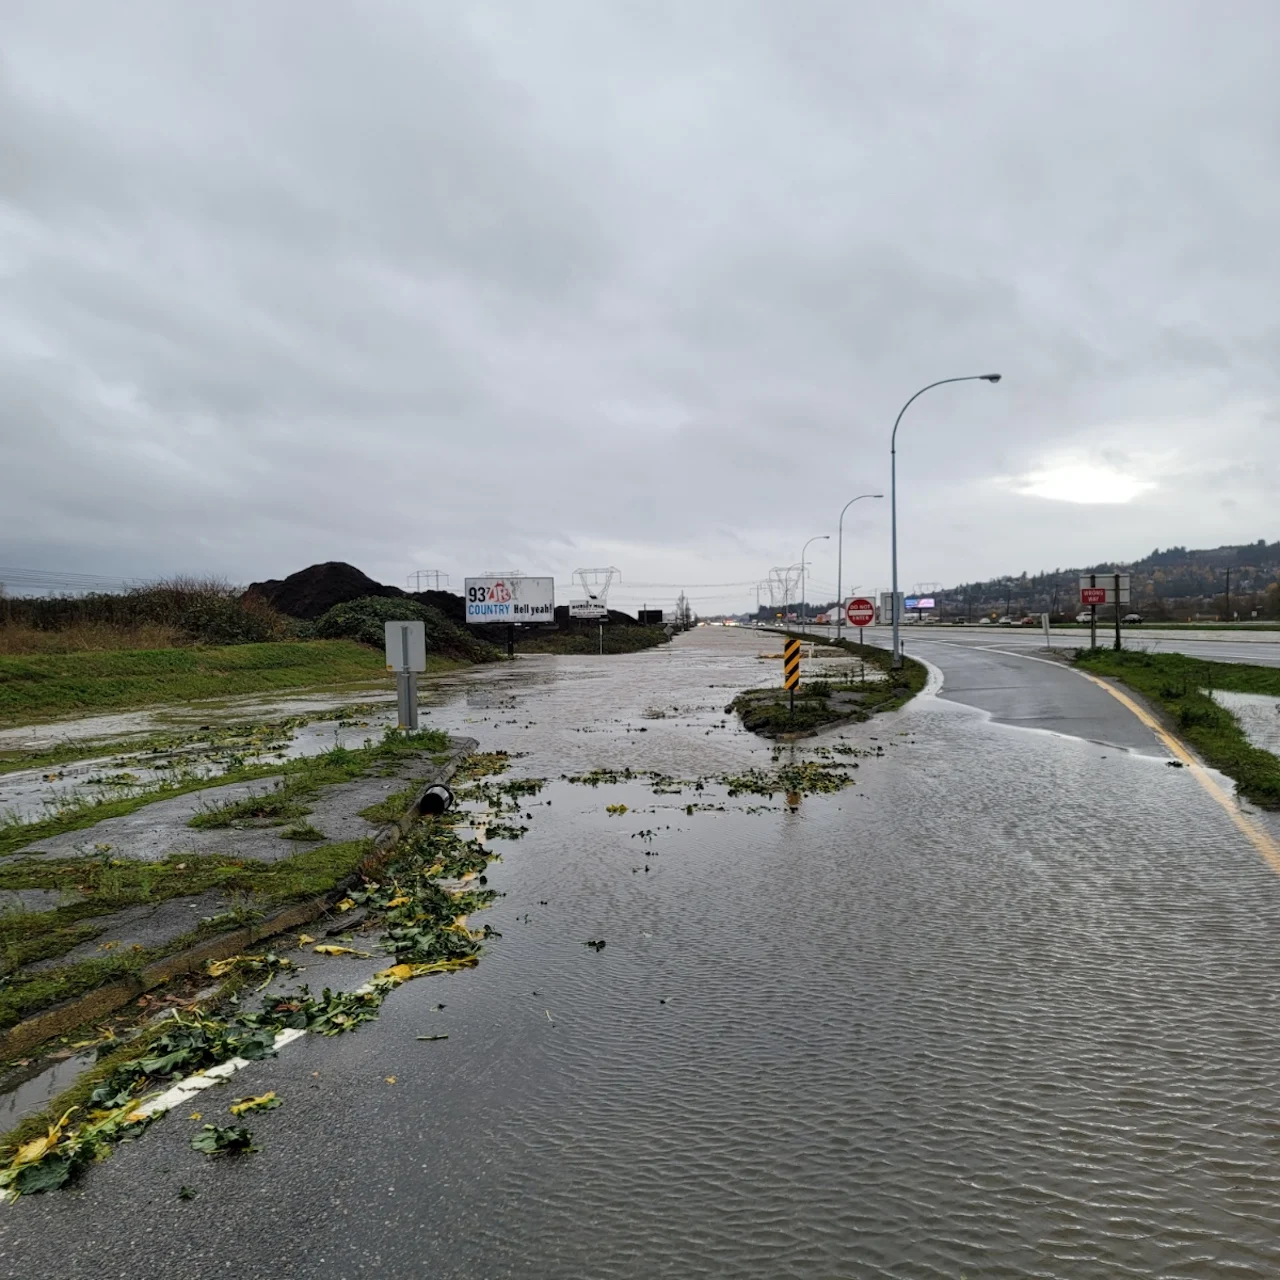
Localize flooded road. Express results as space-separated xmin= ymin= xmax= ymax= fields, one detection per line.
xmin=7 ymin=628 xmax=1280 ymax=1279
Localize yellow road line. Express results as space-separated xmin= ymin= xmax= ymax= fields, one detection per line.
xmin=1077 ymin=670 xmax=1280 ymax=877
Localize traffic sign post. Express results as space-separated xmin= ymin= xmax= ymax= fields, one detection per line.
xmin=384 ymin=620 xmax=427 ymax=730
xmin=1079 ymin=574 xmax=1130 ymax=652
xmin=783 ymin=637 xmax=802 ymax=715
xmin=846 ymin=597 xmax=875 ymax=649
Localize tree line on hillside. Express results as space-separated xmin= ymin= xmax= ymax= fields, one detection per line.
xmin=941 ymin=539 xmax=1280 ymax=621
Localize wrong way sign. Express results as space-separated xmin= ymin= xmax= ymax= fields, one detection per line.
xmin=846 ymin=597 xmax=876 ymax=627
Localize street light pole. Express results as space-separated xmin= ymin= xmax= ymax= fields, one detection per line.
xmin=800 ymin=534 xmax=830 ymax=629
xmin=891 ymin=374 xmax=1002 ymax=667
xmin=835 ymin=493 xmax=883 ymax=642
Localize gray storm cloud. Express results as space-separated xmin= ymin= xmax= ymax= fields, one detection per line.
xmin=2 ymin=0 xmax=1276 ymax=613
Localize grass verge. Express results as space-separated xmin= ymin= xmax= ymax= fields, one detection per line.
xmin=0 ymin=639 xmax=410 ymax=728
xmin=1074 ymin=649 xmax=1280 ymax=808
xmin=731 ymin=638 xmax=928 ymax=738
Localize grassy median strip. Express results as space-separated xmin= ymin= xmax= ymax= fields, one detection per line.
xmin=0 ymin=639 xmax=400 ymax=727
xmin=731 ymin=638 xmax=928 ymax=738
xmin=0 ymin=840 xmax=378 ymax=1031
xmin=1075 ymin=649 xmax=1280 ymax=809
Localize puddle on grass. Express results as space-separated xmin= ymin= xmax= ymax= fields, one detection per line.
xmin=1211 ymin=690 xmax=1280 ymax=757
xmin=0 ymin=702 xmax=407 ymax=826
xmin=0 ymin=1051 xmax=98 ymax=1129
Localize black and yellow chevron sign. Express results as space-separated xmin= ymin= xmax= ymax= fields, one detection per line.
xmin=783 ymin=637 xmax=802 ymax=690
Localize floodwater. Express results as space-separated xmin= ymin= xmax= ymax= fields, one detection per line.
xmin=9 ymin=627 xmax=1280 ymax=1279
xmin=339 ymin=628 xmax=1280 ymax=1278
xmin=1213 ymin=689 xmax=1280 ymax=757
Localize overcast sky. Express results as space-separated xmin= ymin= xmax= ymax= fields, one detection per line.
xmin=3 ymin=1 xmax=1277 ymax=614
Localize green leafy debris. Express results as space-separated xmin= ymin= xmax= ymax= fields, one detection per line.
xmin=191 ymin=1124 xmax=257 ymax=1156
xmin=2 ymin=802 xmax=513 ymax=1195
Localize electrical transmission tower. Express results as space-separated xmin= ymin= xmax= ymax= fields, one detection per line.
xmin=768 ymin=565 xmax=802 ymax=614
xmin=571 ymin=567 xmax=621 ymax=608
xmin=407 ymin=570 xmax=449 ymax=591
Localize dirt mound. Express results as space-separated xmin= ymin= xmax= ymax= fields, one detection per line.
xmin=246 ymin=562 xmax=406 ymax=621
xmin=407 ymin=589 xmax=465 ymax=626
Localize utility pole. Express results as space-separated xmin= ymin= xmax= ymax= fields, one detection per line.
xmin=890 ymin=374 xmax=1002 ymax=666
xmin=800 ymin=535 xmax=830 ymax=628
xmin=834 ymin=493 xmax=883 ymax=641
xmin=1225 ymin=567 xmax=1232 ymax=621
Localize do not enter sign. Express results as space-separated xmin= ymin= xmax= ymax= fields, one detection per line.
xmin=846 ymin=597 xmax=876 ymax=628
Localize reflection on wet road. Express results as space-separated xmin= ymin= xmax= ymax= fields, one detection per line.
xmin=7 ymin=628 xmax=1280 ymax=1279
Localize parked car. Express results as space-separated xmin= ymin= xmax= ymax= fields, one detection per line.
xmin=1122 ymin=613 xmax=1144 ymax=625
xmin=1074 ymin=611 xmax=1093 ymax=624
xmin=977 ymin=617 xmax=994 ymax=626
xmin=997 ymin=616 xmax=1016 ymax=626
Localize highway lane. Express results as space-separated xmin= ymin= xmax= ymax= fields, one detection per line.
xmin=908 ymin=635 xmax=1163 ymax=750
xmin=856 ymin=622 xmax=1280 ymax=667
xmin=7 ymin=628 xmax=1280 ymax=1279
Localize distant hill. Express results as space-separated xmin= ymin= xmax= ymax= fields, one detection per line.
xmin=943 ymin=539 xmax=1280 ymax=621
xmin=245 ymin=561 xmax=464 ymax=624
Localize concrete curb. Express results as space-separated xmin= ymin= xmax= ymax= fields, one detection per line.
xmin=0 ymin=739 xmax=476 ymax=1063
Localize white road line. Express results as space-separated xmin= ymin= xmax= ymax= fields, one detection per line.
xmin=135 ymin=1026 xmax=309 ymax=1118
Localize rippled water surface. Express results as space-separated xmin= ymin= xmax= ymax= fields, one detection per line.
xmin=7 ymin=628 xmax=1280 ymax=1280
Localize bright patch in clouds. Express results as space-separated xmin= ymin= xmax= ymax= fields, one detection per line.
xmin=1011 ymin=463 xmax=1157 ymax=505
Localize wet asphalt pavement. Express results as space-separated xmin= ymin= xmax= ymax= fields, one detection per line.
xmin=888 ymin=623 xmax=1280 ymax=668
xmin=5 ymin=628 xmax=1280 ymax=1279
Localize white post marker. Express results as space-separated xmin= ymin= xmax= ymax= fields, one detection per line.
xmin=385 ymin=620 xmax=427 ymax=730
xmin=1041 ymin=612 xmax=1051 ymax=647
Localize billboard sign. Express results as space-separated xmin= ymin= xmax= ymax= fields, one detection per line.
xmin=569 ymin=599 xmax=608 ymax=620
xmin=465 ymin=576 xmax=555 ymax=624
xmin=903 ymin=597 xmax=936 ymax=611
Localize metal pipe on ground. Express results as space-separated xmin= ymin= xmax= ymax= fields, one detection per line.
xmin=418 ymin=784 xmax=455 ymax=817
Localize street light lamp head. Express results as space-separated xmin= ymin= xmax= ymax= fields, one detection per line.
xmin=981 ymin=373 xmax=1002 ymax=383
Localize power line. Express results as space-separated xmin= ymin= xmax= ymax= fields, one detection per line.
xmin=0 ymin=566 xmax=145 ymax=594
